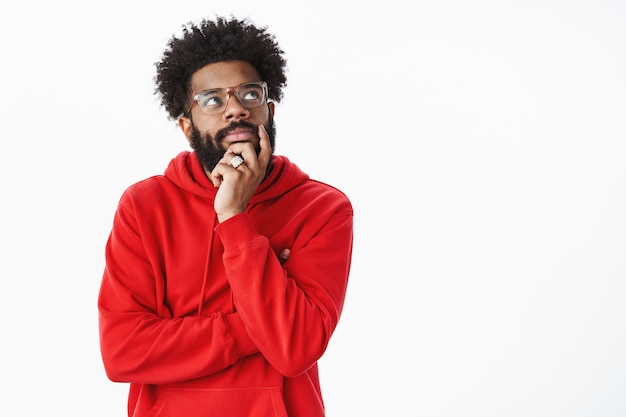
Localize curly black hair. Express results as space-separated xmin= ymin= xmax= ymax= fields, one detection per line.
xmin=154 ymin=16 xmax=287 ymax=120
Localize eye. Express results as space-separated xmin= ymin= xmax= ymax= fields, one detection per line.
xmin=242 ymin=90 xmax=260 ymax=101
xmin=238 ymin=85 xmax=264 ymax=104
xmin=197 ymin=91 xmax=224 ymax=108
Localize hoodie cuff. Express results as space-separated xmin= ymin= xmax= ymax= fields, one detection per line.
xmin=225 ymin=312 xmax=258 ymax=358
xmin=215 ymin=213 xmax=259 ymax=249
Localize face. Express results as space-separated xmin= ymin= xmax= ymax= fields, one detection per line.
xmin=179 ymin=61 xmax=276 ymax=171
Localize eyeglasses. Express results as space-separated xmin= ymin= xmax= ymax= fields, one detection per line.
xmin=187 ymin=81 xmax=268 ymax=115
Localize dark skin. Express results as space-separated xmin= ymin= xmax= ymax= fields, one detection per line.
xmin=211 ymin=123 xmax=272 ymax=222
xmin=178 ymin=60 xmax=274 ymax=223
xmin=178 ymin=60 xmax=290 ymax=262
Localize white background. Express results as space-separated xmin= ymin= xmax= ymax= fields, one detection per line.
xmin=1 ymin=1 xmax=625 ymax=416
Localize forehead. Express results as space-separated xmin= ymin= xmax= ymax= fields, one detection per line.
xmin=191 ymin=60 xmax=262 ymax=91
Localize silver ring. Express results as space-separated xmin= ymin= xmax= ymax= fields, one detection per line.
xmin=229 ymin=155 xmax=244 ymax=169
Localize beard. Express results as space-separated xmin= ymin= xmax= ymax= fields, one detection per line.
xmin=189 ymin=114 xmax=276 ymax=172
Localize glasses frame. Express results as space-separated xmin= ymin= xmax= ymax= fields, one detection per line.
xmin=186 ymin=81 xmax=268 ymax=116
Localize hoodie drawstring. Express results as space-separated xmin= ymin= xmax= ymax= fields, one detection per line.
xmin=197 ymin=213 xmax=217 ymax=316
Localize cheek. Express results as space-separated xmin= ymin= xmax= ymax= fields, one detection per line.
xmin=259 ymin=105 xmax=272 ymax=119
xmin=197 ymin=119 xmax=217 ymax=132
xmin=195 ymin=123 xmax=220 ymax=141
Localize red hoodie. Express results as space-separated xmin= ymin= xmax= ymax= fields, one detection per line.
xmin=98 ymin=151 xmax=353 ymax=417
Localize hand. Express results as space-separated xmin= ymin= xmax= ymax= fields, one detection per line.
xmin=211 ymin=125 xmax=272 ymax=222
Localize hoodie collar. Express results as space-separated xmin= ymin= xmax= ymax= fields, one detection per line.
xmin=164 ymin=151 xmax=309 ymax=203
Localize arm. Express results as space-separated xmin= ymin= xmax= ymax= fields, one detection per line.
xmin=216 ymin=205 xmax=353 ymax=377
xmin=209 ymin=125 xmax=353 ymax=376
xmin=98 ymin=200 xmax=258 ymax=385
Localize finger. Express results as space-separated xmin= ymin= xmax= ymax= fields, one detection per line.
xmin=279 ymin=248 xmax=291 ymax=264
xmin=209 ymin=165 xmax=224 ymax=187
xmin=258 ymin=124 xmax=271 ymax=159
xmin=224 ymin=142 xmax=256 ymax=168
xmin=257 ymin=124 xmax=271 ymax=171
xmin=227 ymin=154 xmax=244 ymax=169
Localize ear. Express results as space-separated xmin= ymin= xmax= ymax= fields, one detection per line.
xmin=268 ymin=101 xmax=275 ymax=117
xmin=178 ymin=116 xmax=193 ymax=145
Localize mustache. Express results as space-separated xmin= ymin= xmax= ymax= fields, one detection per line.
xmin=215 ymin=120 xmax=259 ymax=143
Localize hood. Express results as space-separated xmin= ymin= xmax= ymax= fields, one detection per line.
xmin=164 ymin=151 xmax=309 ymax=203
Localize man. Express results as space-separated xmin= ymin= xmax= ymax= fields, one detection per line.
xmin=97 ymin=16 xmax=353 ymax=417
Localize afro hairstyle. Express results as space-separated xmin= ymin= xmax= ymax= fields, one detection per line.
xmin=154 ymin=16 xmax=287 ymax=120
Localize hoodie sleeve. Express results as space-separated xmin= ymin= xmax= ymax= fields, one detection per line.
xmin=98 ymin=197 xmax=258 ymax=385
xmin=215 ymin=190 xmax=353 ymax=377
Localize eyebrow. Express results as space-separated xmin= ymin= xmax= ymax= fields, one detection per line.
xmin=196 ymin=87 xmax=223 ymax=95
xmin=196 ymin=81 xmax=263 ymax=93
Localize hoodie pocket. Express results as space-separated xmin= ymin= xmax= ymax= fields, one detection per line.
xmin=143 ymin=386 xmax=289 ymax=417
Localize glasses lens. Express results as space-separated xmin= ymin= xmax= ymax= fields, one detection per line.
xmin=196 ymin=90 xmax=226 ymax=114
xmin=235 ymin=83 xmax=266 ymax=108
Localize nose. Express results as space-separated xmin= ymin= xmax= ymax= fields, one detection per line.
xmin=222 ymin=92 xmax=250 ymax=120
